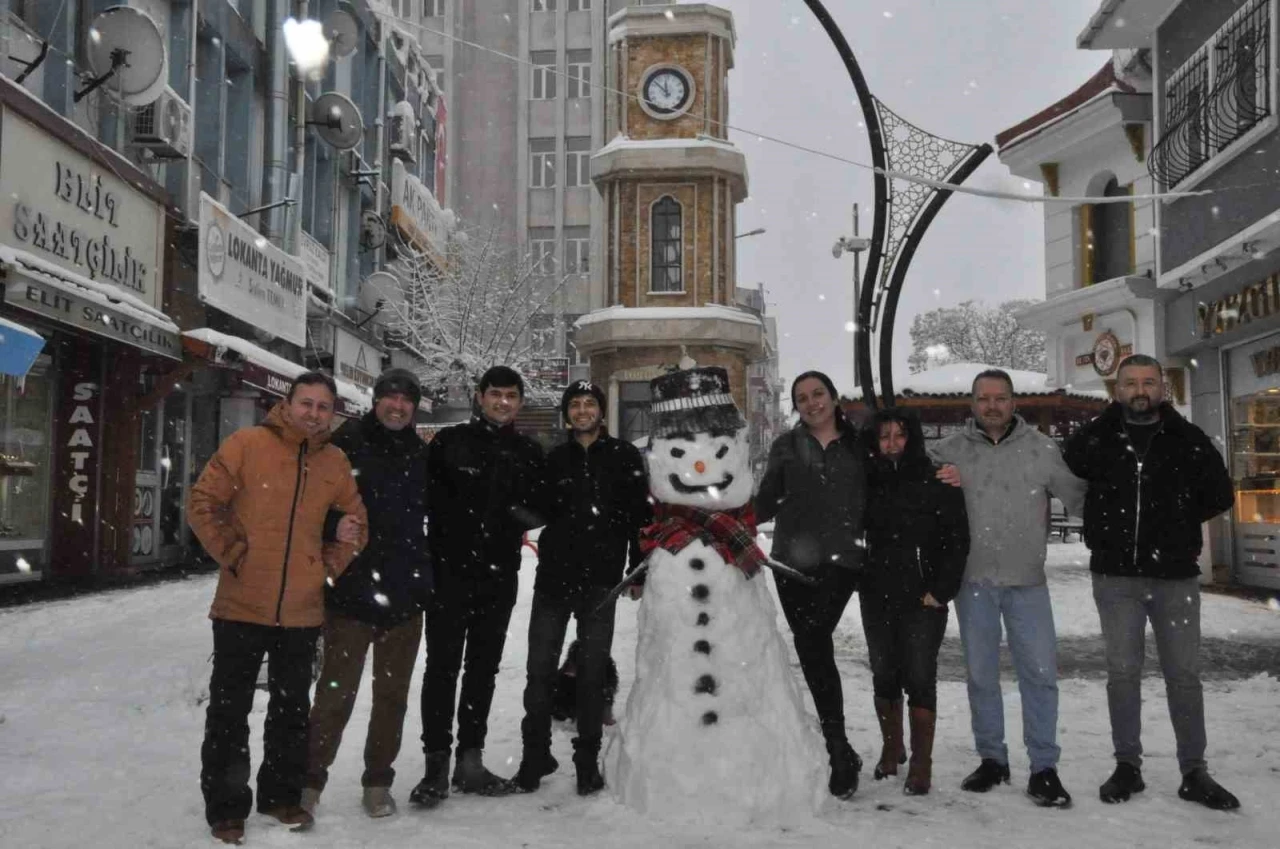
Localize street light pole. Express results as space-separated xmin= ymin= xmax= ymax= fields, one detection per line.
xmin=832 ymin=204 xmax=869 ymax=387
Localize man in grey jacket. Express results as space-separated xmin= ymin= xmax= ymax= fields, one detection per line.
xmin=931 ymin=369 xmax=1086 ymax=808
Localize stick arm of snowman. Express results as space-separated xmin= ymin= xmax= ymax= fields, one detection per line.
xmin=592 ymin=559 xmax=653 ymax=616
xmin=762 ymin=557 xmax=819 ymax=586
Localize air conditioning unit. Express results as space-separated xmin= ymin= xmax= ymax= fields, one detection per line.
xmin=129 ymin=86 xmax=192 ymax=159
xmin=388 ymin=100 xmax=416 ymax=163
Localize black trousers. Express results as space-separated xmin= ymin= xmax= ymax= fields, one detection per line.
xmin=200 ymin=618 xmax=319 ymax=826
xmin=859 ymin=590 xmax=948 ymax=711
xmin=775 ymin=565 xmax=859 ymax=741
xmin=520 ymin=587 xmax=617 ymax=754
xmin=420 ymin=570 xmax=518 ymax=754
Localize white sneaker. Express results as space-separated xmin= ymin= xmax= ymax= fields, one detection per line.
xmin=362 ymin=787 xmax=396 ymax=818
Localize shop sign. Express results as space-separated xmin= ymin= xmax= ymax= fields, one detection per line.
xmin=240 ymin=362 xmax=365 ymax=418
xmin=3 ymin=274 xmax=180 ymax=359
xmin=390 ymin=159 xmax=449 ymax=262
xmin=1196 ymin=273 xmax=1280 ymax=338
xmin=298 ymin=230 xmax=332 ymax=296
xmin=1073 ymin=330 xmax=1132 ymax=375
xmin=530 ymin=356 xmax=570 ymax=388
xmin=333 ymin=327 xmax=381 ymax=391
xmin=0 ymin=109 xmax=164 ymax=308
xmin=198 ymin=193 xmax=307 ymax=346
xmin=51 ymin=358 xmax=101 ymax=578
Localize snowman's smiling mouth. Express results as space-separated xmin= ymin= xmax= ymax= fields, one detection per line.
xmin=669 ymin=473 xmax=735 ymax=494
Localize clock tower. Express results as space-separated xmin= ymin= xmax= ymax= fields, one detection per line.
xmin=574 ymin=2 xmax=762 ymax=442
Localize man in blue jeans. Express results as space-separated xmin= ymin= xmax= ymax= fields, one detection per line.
xmin=932 ymin=369 xmax=1085 ymax=808
xmin=1064 ymin=354 xmax=1238 ymax=810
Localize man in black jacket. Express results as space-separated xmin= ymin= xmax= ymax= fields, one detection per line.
xmin=1063 ymin=354 xmax=1239 ymax=811
xmin=511 ymin=380 xmax=650 ymax=797
xmin=410 ymin=366 xmax=546 ymax=805
xmin=862 ymin=408 xmax=968 ymax=796
xmin=302 ymin=368 xmax=430 ymax=819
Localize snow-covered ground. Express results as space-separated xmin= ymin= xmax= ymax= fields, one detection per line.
xmin=1 ymin=542 xmax=1278 ymax=848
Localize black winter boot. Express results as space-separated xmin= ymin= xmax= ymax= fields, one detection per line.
xmin=1027 ymin=768 xmax=1072 ymax=808
xmin=823 ymin=727 xmax=862 ymax=800
xmin=513 ymin=748 xmax=560 ymax=793
xmin=573 ymin=737 xmax=605 ymax=797
xmin=452 ymin=748 xmax=515 ymax=796
xmin=960 ymin=758 xmax=1011 ymax=793
xmin=1099 ymin=762 xmax=1145 ymax=804
xmin=1178 ymin=768 xmax=1240 ymax=811
xmin=408 ymin=750 xmax=451 ymax=808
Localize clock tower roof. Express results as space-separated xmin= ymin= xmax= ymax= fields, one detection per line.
xmin=608 ymin=3 xmax=736 ymax=65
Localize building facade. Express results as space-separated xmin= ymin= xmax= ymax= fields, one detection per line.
xmin=1005 ymin=0 xmax=1280 ymax=590
xmin=572 ymin=2 xmax=764 ymax=449
xmin=0 ymin=0 xmax=447 ymax=583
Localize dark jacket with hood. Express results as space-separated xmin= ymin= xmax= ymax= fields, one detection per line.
xmin=1063 ymin=401 xmax=1234 ymax=580
xmin=535 ymin=430 xmax=651 ymax=602
xmin=863 ymin=409 xmax=970 ymax=604
xmin=324 ymin=411 xmax=431 ymax=627
xmin=426 ymin=415 xmax=546 ymax=578
xmin=754 ymin=418 xmax=867 ymax=575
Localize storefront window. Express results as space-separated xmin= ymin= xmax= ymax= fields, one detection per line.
xmin=1226 ymin=336 xmax=1280 ymax=583
xmin=0 ymin=353 xmax=54 ymax=577
xmin=158 ymin=390 xmax=189 ymax=549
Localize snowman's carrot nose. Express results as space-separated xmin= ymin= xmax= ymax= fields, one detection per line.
xmin=694 ymin=460 xmax=706 ymax=474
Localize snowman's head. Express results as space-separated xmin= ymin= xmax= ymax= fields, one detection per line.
xmin=646 ymin=366 xmax=751 ymax=509
xmin=648 ymin=427 xmax=753 ymax=510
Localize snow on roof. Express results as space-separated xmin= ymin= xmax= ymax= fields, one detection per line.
xmin=897 ymin=362 xmax=1109 ymax=400
xmin=0 ymin=245 xmax=178 ymax=332
xmin=574 ymin=304 xmax=763 ymax=328
xmin=0 ymin=314 xmax=43 ymax=343
xmin=595 ymin=133 xmax=742 ymax=156
xmin=995 ymin=62 xmax=1137 ymax=151
xmin=183 ymin=327 xmax=372 ymax=414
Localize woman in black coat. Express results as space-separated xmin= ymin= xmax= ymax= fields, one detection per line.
xmin=861 ymin=407 xmax=969 ymax=796
xmin=755 ymin=370 xmax=867 ymax=800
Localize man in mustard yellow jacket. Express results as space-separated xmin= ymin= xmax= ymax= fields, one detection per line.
xmin=188 ymin=371 xmax=367 ymax=844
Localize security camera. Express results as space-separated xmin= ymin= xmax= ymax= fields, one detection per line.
xmin=832 ymin=239 xmax=846 ymax=259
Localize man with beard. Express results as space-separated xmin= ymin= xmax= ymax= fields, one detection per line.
xmin=930 ymin=369 xmax=1085 ymax=808
xmin=512 ymin=380 xmax=650 ymax=796
xmin=410 ymin=366 xmax=545 ymax=805
xmin=1064 ymin=355 xmax=1238 ymax=810
xmin=302 ymin=369 xmax=431 ymax=820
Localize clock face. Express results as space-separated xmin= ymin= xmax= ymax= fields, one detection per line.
xmin=643 ymin=69 xmax=691 ymax=115
xmin=1093 ymin=332 xmax=1121 ymax=376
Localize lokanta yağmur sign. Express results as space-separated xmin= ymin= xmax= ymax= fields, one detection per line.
xmin=197 ymin=193 xmax=307 ymax=346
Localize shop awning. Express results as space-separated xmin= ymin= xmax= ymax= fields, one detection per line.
xmin=0 ymin=315 xmax=45 ymax=377
xmin=183 ymin=327 xmax=373 ymax=417
xmin=0 ymin=246 xmax=180 ymax=360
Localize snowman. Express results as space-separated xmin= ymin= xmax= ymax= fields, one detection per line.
xmin=604 ymin=367 xmax=829 ymax=824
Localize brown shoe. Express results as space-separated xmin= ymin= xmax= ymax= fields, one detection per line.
xmin=904 ymin=707 xmax=937 ymax=796
xmin=211 ymin=820 xmax=245 ymax=844
xmin=873 ymin=698 xmax=906 ymax=780
xmin=261 ymin=805 xmax=314 ymax=829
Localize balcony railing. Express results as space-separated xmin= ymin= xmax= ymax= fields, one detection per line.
xmin=1149 ymin=0 xmax=1272 ymax=188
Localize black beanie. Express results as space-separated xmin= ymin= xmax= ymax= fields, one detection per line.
xmin=560 ymin=379 xmax=606 ymax=422
xmin=373 ymin=368 xmax=422 ymax=407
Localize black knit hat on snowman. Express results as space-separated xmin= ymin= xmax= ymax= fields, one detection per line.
xmin=560 ymin=379 xmax=607 ymax=424
xmin=648 ymin=366 xmax=746 ymax=439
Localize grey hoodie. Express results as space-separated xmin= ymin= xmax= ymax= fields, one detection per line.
xmin=929 ymin=415 xmax=1086 ymax=587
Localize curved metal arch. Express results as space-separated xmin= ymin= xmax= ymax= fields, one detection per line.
xmin=803 ymin=0 xmax=888 ymax=410
xmin=804 ymin=0 xmax=990 ymax=409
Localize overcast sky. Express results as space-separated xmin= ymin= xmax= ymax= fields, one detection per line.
xmin=709 ymin=0 xmax=1109 ymax=397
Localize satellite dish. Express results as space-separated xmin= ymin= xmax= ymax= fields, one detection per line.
xmin=359 ymin=210 xmax=387 ymax=250
xmin=324 ymin=7 xmax=360 ymax=58
xmin=359 ymin=271 xmax=404 ymax=318
xmin=309 ymin=92 xmax=364 ymax=150
xmin=82 ymin=6 xmax=168 ymax=106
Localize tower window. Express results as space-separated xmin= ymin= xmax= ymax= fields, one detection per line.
xmin=650 ymin=196 xmax=683 ymax=293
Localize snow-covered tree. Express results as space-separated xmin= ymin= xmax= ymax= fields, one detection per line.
xmin=378 ymin=224 xmax=570 ymax=404
xmin=907 ymin=299 xmax=1046 ymax=373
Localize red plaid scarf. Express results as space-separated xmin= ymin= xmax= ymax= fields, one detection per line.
xmin=639 ymin=502 xmax=766 ymax=578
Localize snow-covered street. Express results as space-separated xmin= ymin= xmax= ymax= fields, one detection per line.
xmin=1 ymin=542 xmax=1278 ymax=848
